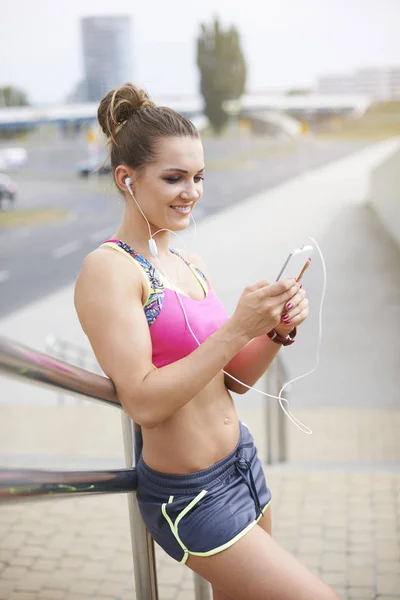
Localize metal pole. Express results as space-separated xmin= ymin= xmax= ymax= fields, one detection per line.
xmin=265 ymin=357 xmax=288 ymax=465
xmin=121 ymin=412 xmax=159 ymax=600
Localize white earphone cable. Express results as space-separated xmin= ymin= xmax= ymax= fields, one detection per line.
xmin=125 ymin=179 xmax=326 ymax=435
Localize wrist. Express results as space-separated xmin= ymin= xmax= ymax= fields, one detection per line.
xmin=216 ymin=319 xmax=250 ymax=352
xmin=274 ymin=324 xmax=294 ymax=337
xmin=266 ymin=326 xmax=297 ymax=346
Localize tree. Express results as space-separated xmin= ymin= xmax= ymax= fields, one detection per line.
xmin=197 ymin=18 xmax=246 ymax=134
xmin=0 ymin=86 xmax=29 ymax=107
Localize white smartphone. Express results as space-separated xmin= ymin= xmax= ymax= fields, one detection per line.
xmin=276 ymin=245 xmax=314 ymax=282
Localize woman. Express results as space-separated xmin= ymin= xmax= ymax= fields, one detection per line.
xmin=74 ymin=84 xmax=339 ymax=600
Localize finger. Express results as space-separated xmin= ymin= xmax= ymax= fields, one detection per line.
xmin=246 ymin=280 xmax=271 ymax=293
xmin=283 ymin=289 xmax=306 ymax=312
xmin=281 ymin=299 xmax=309 ymax=324
xmin=267 ymin=278 xmax=299 ymax=298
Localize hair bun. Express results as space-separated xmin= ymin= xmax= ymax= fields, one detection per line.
xmin=97 ymin=83 xmax=156 ymax=140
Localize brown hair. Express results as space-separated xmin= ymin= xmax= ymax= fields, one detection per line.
xmin=97 ymin=83 xmax=200 ymax=173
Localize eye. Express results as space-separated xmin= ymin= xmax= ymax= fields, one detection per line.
xmin=195 ymin=176 xmax=204 ymax=183
xmin=164 ymin=177 xmax=181 ymax=184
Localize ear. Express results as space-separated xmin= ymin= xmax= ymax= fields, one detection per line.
xmin=114 ymin=165 xmax=136 ymax=194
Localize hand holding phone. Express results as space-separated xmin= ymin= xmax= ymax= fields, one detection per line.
xmin=276 ymin=245 xmax=313 ymax=282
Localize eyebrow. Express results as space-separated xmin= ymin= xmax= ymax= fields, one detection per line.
xmin=163 ymin=167 xmax=205 ymax=174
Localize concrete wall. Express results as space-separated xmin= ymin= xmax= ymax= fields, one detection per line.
xmin=369 ymin=143 xmax=400 ymax=248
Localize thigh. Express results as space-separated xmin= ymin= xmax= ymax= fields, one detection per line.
xmin=212 ymin=586 xmax=233 ymax=600
xmin=186 ymin=524 xmax=340 ymax=600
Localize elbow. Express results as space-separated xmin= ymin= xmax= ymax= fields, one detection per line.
xmin=119 ymin=394 xmax=166 ymax=430
xmin=232 ymin=384 xmax=249 ymax=395
xmin=225 ymin=377 xmax=249 ymax=395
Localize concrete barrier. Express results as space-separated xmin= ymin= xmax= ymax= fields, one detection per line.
xmin=369 ymin=141 xmax=400 ymax=248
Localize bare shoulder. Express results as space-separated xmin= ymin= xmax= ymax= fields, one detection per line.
xmin=75 ymin=245 xmax=141 ymax=295
xmin=74 ymin=246 xmax=143 ymax=331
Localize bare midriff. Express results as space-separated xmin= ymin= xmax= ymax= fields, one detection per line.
xmin=141 ymin=372 xmax=240 ymax=474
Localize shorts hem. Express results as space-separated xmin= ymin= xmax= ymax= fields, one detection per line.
xmin=180 ymin=499 xmax=271 ymax=564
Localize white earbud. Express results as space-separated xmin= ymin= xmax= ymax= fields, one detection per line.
xmin=124 ymin=176 xmax=158 ymax=257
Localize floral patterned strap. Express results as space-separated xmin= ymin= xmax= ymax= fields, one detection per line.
xmin=103 ymin=240 xmax=164 ymax=327
xmin=169 ymin=247 xmax=209 ymax=292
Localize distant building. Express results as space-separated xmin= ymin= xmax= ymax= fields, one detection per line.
xmin=66 ymin=79 xmax=88 ymax=104
xmin=81 ymin=16 xmax=133 ymax=102
xmin=317 ymin=67 xmax=400 ymax=101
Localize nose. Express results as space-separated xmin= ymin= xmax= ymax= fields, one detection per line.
xmin=180 ymin=182 xmax=201 ymax=201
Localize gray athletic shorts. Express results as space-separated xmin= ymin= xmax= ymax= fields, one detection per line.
xmin=136 ymin=422 xmax=272 ymax=563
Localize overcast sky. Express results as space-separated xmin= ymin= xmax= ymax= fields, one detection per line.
xmin=1 ymin=0 xmax=399 ymax=105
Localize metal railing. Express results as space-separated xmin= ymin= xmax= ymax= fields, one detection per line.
xmin=0 ymin=335 xmax=210 ymax=600
xmin=265 ymin=356 xmax=289 ymax=465
xmin=0 ymin=334 xmax=288 ymax=599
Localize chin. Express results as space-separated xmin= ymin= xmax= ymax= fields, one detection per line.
xmin=166 ymin=215 xmax=192 ymax=231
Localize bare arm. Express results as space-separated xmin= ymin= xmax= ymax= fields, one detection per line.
xmin=75 ymin=248 xmax=298 ymax=428
xmin=74 ymin=249 xmax=248 ymax=429
xmin=181 ymin=250 xmax=303 ymax=395
xmin=223 ymin=335 xmax=281 ymax=394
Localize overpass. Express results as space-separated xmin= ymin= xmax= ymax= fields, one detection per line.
xmin=0 ymin=93 xmax=371 ymax=131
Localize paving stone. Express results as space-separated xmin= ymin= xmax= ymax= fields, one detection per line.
xmin=376 ymin=545 xmax=400 ymax=560
xmin=39 ymin=591 xmax=66 ymax=600
xmin=348 ymin=589 xmax=376 ymax=599
xmin=68 ymin=579 xmax=98 ymax=595
xmin=8 ymin=557 xmax=34 ymax=568
xmin=95 ymin=580 xmax=125 ymax=595
xmin=16 ymin=573 xmax=47 ymax=592
xmin=42 ymin=577 xmax=71 ymax=591
xmin=347 ymin=566 xmax=375 ymax=587
xmin=298 ymin=554 xmax=321 ymax=569
xmin=31 ymin=559 xmax=58 ymax=572
xmin=157 ymin=567 xmax=184 ymax=585
xmin=321 ymin=553 xmax=347 ymax=572
xmin=0 ymin=580 xmax=19 ymax=600
xmin=1 ymin=534 xmax=28 ymax=550
xmin=376 ymin=560 xmax=400 ymax=574
xmin=176 ymin=591 xmax=193 ymax=600
xmin=322 ymin=571 xmax=346 ymax=586
xmin=1 ymin=566 xmax=28 ymax=580
xmin=324 ymin=539 xmax=348 ymax=553
xmin=158 ymin=585 xmax=180 ymax=599
xmin=376 ymin=574 xmax=400 ymax=595
xmin=348 ymin=554 xmax=375 ymax=566
xmin=17 ymin=546 xmax=45 ymax=558
xmin=109 ymin=555 xmax=135 ymax=572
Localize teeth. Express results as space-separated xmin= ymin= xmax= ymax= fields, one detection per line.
xmin=171 ymin=205 xmax=191 ymax=213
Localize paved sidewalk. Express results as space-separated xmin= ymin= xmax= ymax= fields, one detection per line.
xmin=1 ymin=139 xmax=400 ymax=599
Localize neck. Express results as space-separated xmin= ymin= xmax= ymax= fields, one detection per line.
xmin=114 ymin=202 xmax=171 ymax=258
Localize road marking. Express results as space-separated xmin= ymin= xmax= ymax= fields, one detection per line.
xmin=52 ymin=241 xmax=81 ymax=259
xmin=0 ymin=270 xmax=10 ymax=283
xmin=89 ymin=228 xmax=112 ymax=243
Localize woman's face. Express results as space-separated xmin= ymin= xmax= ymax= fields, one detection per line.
xmin=132 ymin=136 xmax=205 ymax=231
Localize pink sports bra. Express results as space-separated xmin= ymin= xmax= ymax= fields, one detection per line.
xmin=102 ymin=240 xmax=229 ymax=368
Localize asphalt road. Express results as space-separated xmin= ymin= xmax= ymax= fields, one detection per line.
xmin=0 ymin=135 xmax=368 ymax=318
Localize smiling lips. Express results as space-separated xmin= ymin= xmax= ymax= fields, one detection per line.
xmin=170 ymin=203 xmax=193 ymax=214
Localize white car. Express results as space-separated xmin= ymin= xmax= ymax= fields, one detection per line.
xmin=0 ymin=147 xmax=28 ymax=169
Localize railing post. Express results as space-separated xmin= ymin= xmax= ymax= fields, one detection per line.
xmin=265 ymin=357 xmax=288 ymax=465
xmin=121 ymin=413 xmax=159 ymax=600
